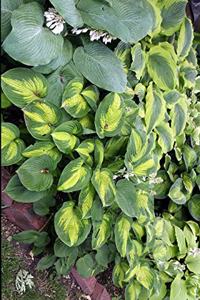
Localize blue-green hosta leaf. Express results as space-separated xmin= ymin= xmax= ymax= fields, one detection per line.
xmin=54 ymin=201 xmax=91 ymax=247
xmin=92 ymin=213 xmax=112 ymax=249
xmin=147 ymin=44 xmax=178 ymax=91
xmin=160 ymin=0 xmax=187 ymax=36
xmin=177 ymin=17 xmax=193 ymax=60
xmin=163 ymin=90 xmax=183 ymax=106
xmin=91 ymin=168 xmax=116 ymax=207
xmin=49 ymin=0 xmax=83 ymax=27
xmin=180 ymin=61 xmax=197 ymax=89
xmin=57 ymin=158 xmax=92 ymax=192
xmin=115 ymin=214 xmax=131 ymax=257
xmin=188 ymin=195 xmax=200 ymax=221
xmin=95 ymin=93 xmax=124 ymax=139
xmin=170 ymin=274 xmax=188 ymax=300
xmin=4 ymin=174 xmax=55 ymax=203
xmin=145 ymin=83 xmax=166 ymax=133
xmin=77 ymin=0 xmax=156 ymax=43
xmin=16 ymin=155 xmax=56 ymax=192
xmin=62 ymin=78 xmax=90 ymax=118
xmin=23 ymin=100 xmax=61 ymax=140
xmin=113 ymin=262 xmax=129 ymax=288
xmin=130 ymin=43 xmax=145 ymax=80
xmin=73 ymin=42 xmax=127 ymax=93
xmin=185 ymin=253 xmax=200 ymax=275
xmin=1 ymin=0 xmax=23 ymax=42
xmin=95 ymin=244 xmax=114 ymax=268
xmin=3 ymin=2 xmax=63 ymax=66
xmin=22 ymin=141 xmax=62 ymax=165
xmin=78 ymin=183 xmax=95 ymax=219
xmin=168 ymin=178 xmax=187 ymax=205
xmin=170 ymin=98 xmax=188 ymax=136
xmin=1 ymin=68 xmax=48 ymax=108
xmin=155 ymin=122 xmax=174 ymax=153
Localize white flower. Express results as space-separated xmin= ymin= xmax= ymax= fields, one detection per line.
xmin=71 ymin=26 xmax=116 ymax=44
xmin=15 ymin=269 xmax=34 ymax=295
xmin=44 ymin=8 xmax=65 ymax=35
xmin=189 ymin=248 xmax=200 ymax=256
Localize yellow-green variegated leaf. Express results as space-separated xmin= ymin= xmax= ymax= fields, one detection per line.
xmin=57 ymin=158 xmax=92 ymax=192
xmin=81 ymin=85 xmax=99 ymax=111
xmin=2 ymin=138 xmax=25 ymax=166
xmin=91 ymin=168 xmax=116 ymax=207
xmin=92 ymin=213 xmax=112 ymax=249
xmin=1 ymin=122 xmax=19 ymax=149
xmin=54 ymin=201 xmax=91 ymax=247
xmin=23 ymin=100 xmax=60 ymax=140
xmin=147 ymin=45 xmax=178 ymax=91
xmin=75 ymin=139 xmax=95 ymax=161
xmin=94 ymin=139 xmax=104 ymax=168
xmin=170 ymin=98 xmax=188 ymax=136
xmin=125 ymin=280 xmax=142 ymax=300
xmin=115 ymin=214 xmax=131 ymax=257
xmin=114 ymin=41 xmax=131 ymax=73
xmin=130 ymin=43 xmax=145 ymax=80
xmin=95 ymin=93 xmax=124 ymax=139
xmin=78 ymin=183 xmax=95 ymax=219
xmin=132 ymin=157 xmax=155 ymax=177
xmin=62 ymin=78 xmax=90 ymax=118
xmin=155 ymin=122 xmax=174 ymax=153
xmin=136 ymin=265 xmax=154 ymax=290
xmin=177 ymin=17 xmax=193 ymax=60
xmin=22 ymin=141 xmax=62 ymax=164
xmin=113 ymin=262 xmax=129 ymax=288
xmin=145 ymin=83 xmax=166 ymax=133
xmin=1 ymin=68 xmax=48 ymax=108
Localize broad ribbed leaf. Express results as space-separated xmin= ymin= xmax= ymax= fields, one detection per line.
xmin=57 ymin=158 xmax=92 ymax=192
xmin=155 ymin=122 xmax=174 ymax=153
xmin=3 ymin=2 xmax=63 ymax=66
xmin=92 ymin=213 xmax=112 ymax=249
xmin=54 ymin=201 xmax=91 ymax=247
xmin=95 ymin=93 xmax=124 ymax=138
xmin=115 ymin=215 xmax=131 ymax=257
xmin=77 ymin=0 xmax=156 ymax=43
xmin=115 ymin=180 xmax=137 ymax=217
xmin=170 ymin=98 xmax=187 ymax=136
xmin=73 ymin=42 xmax=127 ymax=93
xmin=177 ymin=17 xmax=193 ymax=59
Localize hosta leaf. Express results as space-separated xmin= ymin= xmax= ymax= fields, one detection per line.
xmin=57 ymin=158 xmax=92 ymax=192
xmin=183 ymin=145 xmax=197 ymax=171
xmin=114 ymin=41 xmax=131 ymax=73
xmin=73 ymin=42 xmax=127 ymax=93
xmin=185 ymin=253 xmax=200 ymax=274
xmin=36 ymin=255 xmax=57 ymax=271
xmin=33 ymin=196 xmax=55 ymax=216
xmin=168 ymin=178 xmax=187 ymax=205
xmin=92 ymin=213 xmax=112 ymax=249
xmin=145 ymin=83 xmax=166 ymax=133
xmin=95 ymin=244 xmax=114 ymax=268
xmin=174 ymin=226 xmax=187 ymax=255
xmin=132 ymin=157 xmax=155 ymax=177
xmin=115 ymin=180 xmax=137 ymax=218
xmin=81 ymin=85 xmax=99 ymax=112
xmin=76 ymin=254 xmax=96 ymax=278
xmin=49 ymin=0 xmax=83 ymax=27
xmin=155 ymin=122 xmax=174 ymax=153
xmin=147 ymin=44 xmax=178 ymax=91
xmin=91 ymin=168 xmax=116 ymax=207
xmin=104 ymin=136 xmax=128 ymax=160
xmin=113 ymin=262 xmax=129 ymax=288
xmin=77 ymin=0 xmax=156 ymax=43
xmin=163 ymin=90 xmax=183 ymax=105
xmin=23 ymin=100 xmax=60 ymax=140
xmin=94 ymin=139 xmax=104 ymax=168
xmin=1 ymin=122 xmax=19 ymax=149
xmin=115 ymin=214 xmax=131 ymax=257
xmin=3 ymin=2 xmax=63 ymax=66
xmin=79 ymin=183 xmax=95 ymax=219
xmin=130 ymin=43 xmax=145 ymax=80
xmin=1 ymin=68 xmax=48 ymax=108
xmin=170 ymin=274 xmax=187 ymax=300
xmin=177 ymin=17 xmax=193 ymax=60
xmin=125 ymin=280 xmax=141 ymax=300
xmin=54 ymin=238 xmax=75 ymax=258
xmin=188 ymin=195 xmax=200 ymax=221
xmin=17 ymin=155 xmax=56 ymax=192
xmin=136 ymin=265 xmax=154 ymax=290
xmin=55 ymin=254 xmax=78 ymax=276
xmin=54 ymin=201 xmax=91 ymax=247
xmin=5 ymin=174 xmax=55 ymax=203
xmin=62 ymin=78 xmax=90 ymax=118
xmin=95 ymin=93 xmax=124 ymax=139
xmin=170 ymin=98 xmax=187 ymax=136
xmin=75 ymin=139 xmax=95 ymax=162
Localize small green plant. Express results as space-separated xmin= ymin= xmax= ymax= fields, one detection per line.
xmin=1 ymin=0 xmax=200 ymax=299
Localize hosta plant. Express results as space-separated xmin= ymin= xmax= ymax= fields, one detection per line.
xmin=1 ymin=0 xmax=200 ymax=299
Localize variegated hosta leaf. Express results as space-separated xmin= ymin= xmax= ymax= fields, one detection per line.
xmin=170 ymin=274 xmax=188 ymax=300
xmin=91 ymin=168 xmax=116 ymax=207
xmin=130 ymin=43 xmax=145 ymax=80
xmin=155 ymin=122 xmax=174 ymax=153
xmin=92 ymin=213 xmax=112 ymax=249
xmin=104 ymin=136 xmax=128 ymax=161
xmin=62 ymin=78 xmax=90 ymax=118
xmin=94 ymin=139 xmax=104 ymax=168
xmin=114 ymin=41 xmax=131 ymax=73
xmin=3 ymin=2 xmax=63 ymax=66
xmin=113 ymin=262 xmax=129 ymax=288
xmin=95 ymin=93 xmax=124 ymax=138
xmin=168 ymin=178 xmax=187 ymax=204
xmin=54 ymin=201 xmax=91 ymax=247
xmin=81 ymin=85 xmax=99 ymax=111
xmin=170 ymin=98 xmax=187 ymax=136
xmin=163 ymin=90 xmax=183 ymax=106
xmin=75 ymin=139 xmax=95 ymax=161
xmin=125 ymin=280 xmax=142 ymax=300
xmin=177 ymin=17 xmax=193 ymax=60
xmin=183 ymin=145 xmax=197 ymax=170
xmin=51 ymin=121 xmax=81 ymax=154
xmin=1 ymin=68 xmax=48 ymax=108
xmin=78 ymin=183 xmax=95 ymax=219
xmin=115 ymin=214 xmax=131 ymax=257
xmin=136 ymin=265 xmax=154 ymax=290
xmin=145 ymin=83 xmax=166 ymax=133
xmin=1 ymin=122 xmax=19 ymax=149
xmin=22 ymin=141 xmax=62 ymax=164
xmin=57 ymin=158 xmax=92 ymax=192
xmin=188 ymin=195 xmax=200 ymax=221
xmin=23 ymin=100 xmax=61 ymax=140
xmin=16 ymin=155 xmax=56 ymax=192
xmin=180 ymin=61 xmax=197 ymax=89
xmin=147 ymin=44 xmax=178 ymax=91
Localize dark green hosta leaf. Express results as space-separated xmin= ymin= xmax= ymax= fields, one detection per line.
xmin=76 ymin=254 xmax=96 ymax=278
xmin=36 ymin=255 xmax=57 ymax=271
xmin=73 ymin=42 xmax=127 ymax=93
xmin=54 ymin=201 xmax=91 ymax=247
xmin=170 ymin=274 xmax=188 ymax=300
xmin=3 ymin=2 xmax=63 ymax=66
xmin=188 ymin=195 xmax=200 ymax=221
xmin=168 ymin=178 xmax=187 ymax=205
xmin=185 ymin=253 xmax=200 ymax=274
xmin=57 ymin=158 xmax=92 ymax=192
xmin=54 ymin=238 xmax=74 ymax=258
xmin=33 ymin=196 xmax=55 ymax=216
xmin=49 ymin=0 xmax=83 ymax=27
xmin=170 ymin=98 xmax=187 ymax=136
xmin=13 ymin=230 xmax=49 ymax=247
xmin=153 ymin=170 xmax=171 ymax=199
xmin=115 ymin=214 xmax=131 ymax=257
xmin=95 ymin=244 xmax=114 ymax=268
xmin=92 ymin=213 xmax=112 ymax=249
xmin=177 ymin=17 xmax=193 ymax=60
xmin=16 ymin=155 xmax=56 ymax=192
xmin=55 ymin=254 xmax=77 ymax=276
xmin=77 ymin=0 xmax=156 ymax=43
xmin=104 ymin=136 xmax=128 ymax=161
xmin=95 ymin=93 xmax=124 ymax=139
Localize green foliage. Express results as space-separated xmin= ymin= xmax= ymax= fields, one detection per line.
xmin=1 ymin=1 xmax=200 ymax=299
